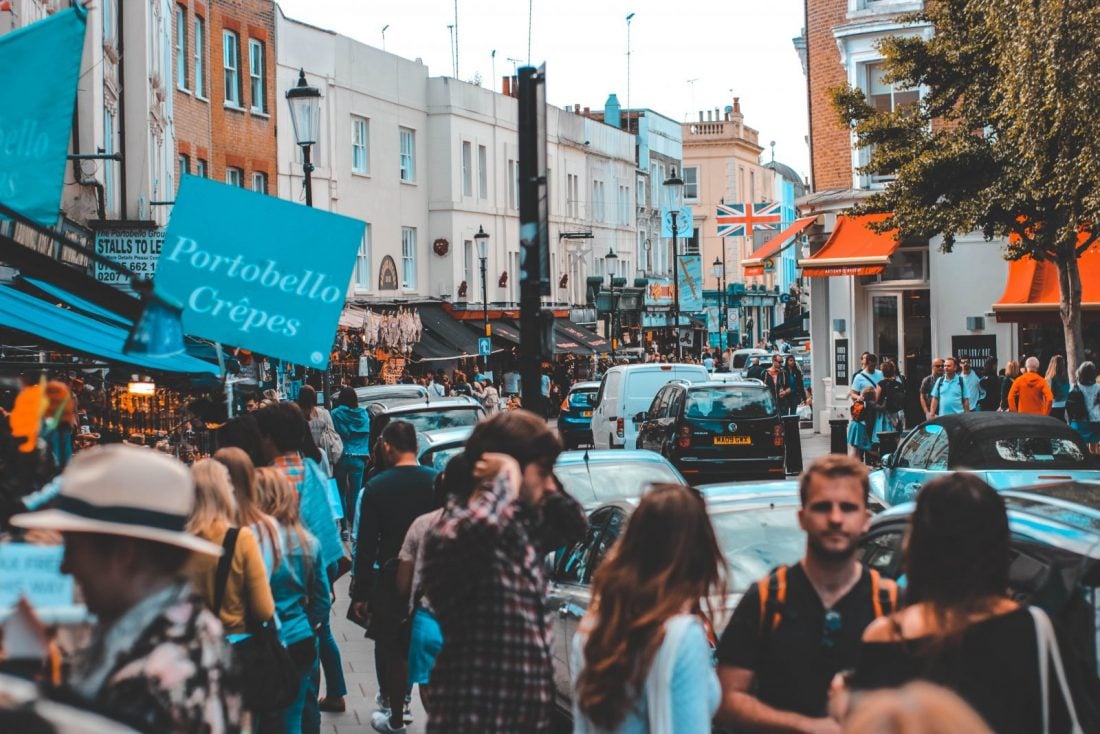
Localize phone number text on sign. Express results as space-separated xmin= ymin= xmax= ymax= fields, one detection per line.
xmin=94 ymin=229 xmax=164 ymax=288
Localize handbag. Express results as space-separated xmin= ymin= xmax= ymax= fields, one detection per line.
xmin=215 ymin=529 xmax=300 ymax=713
xmin=1029 ymin=606 xmax=1084 ymax=734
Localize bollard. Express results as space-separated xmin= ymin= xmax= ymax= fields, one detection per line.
xmin=782 ymin=415 xmax=803 ymax=475
xmin=829 ymin=418 xmax=849 ymax=455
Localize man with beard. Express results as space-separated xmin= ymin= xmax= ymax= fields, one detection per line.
xmin=714 ymin=456 xmax=897 ymax=734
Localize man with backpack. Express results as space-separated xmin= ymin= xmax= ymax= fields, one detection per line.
xmin=930 ymin=356 xmax=970 ymax=417
xmin=848 ymin=352 xmax=883 ymax=402
xmin=715 ymin=455 xmax=897 ymax=733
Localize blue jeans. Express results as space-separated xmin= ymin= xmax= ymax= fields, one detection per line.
xmin=283 ymin=642 xmax=320 ymax=734
xmin=318 ymin=619 xmax=347 ymax=698
xmin=334 ymin=455 xmax=367 ymax=522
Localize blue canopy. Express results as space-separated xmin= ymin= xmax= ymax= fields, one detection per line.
xmin=0 ymin=283 xmax=220 ymax=375
xmin=20 ymin=275 xmax=134 ymax=326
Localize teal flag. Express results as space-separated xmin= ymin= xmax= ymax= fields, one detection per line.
xmin=0 ymin=7 xmax=87 ymax=224
xmin=677 ymin=254 xmax=703 ymax=312
xmin=154 ymin=176 xmax=366 ymax=368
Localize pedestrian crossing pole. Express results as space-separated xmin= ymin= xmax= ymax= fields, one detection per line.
xmin=517 ymin=64 xmax=552 ymax=417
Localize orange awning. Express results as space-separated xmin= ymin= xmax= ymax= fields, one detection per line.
xmin=797 ymin=213 xmax=899 ymax=277
xmin=992 ymin=240 xmax=1100 ymax=322
xmin=742 ymin=216 xmax=817 ymax=275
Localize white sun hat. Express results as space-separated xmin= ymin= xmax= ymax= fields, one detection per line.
xmin=9 ymin=444 xmax=222 ymax=556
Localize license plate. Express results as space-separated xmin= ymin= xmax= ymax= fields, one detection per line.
xmin=714 ymin=435 xmax=751 ymax=445
xmin=581 ymin=410 xmax=592 ymax=417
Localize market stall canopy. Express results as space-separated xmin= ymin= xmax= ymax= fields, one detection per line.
xmin=992 ymin=238 xmax=1099 ymax=322
xmin=556 ymin=319 xmax=610 ymax=354
xmin=0 ymin=283 xmax=220 ymax=375
xmin=797 ymin=213 xmax=899 ymax=277
xmin=743 ymin=217 xmax=817 ymax=276
xmin=465 ymin=318 xmax=521 ymax=346
xmin=416 ymin=303 xmax=481 ymax=357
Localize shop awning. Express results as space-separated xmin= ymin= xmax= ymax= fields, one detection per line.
xmin=415 ymin=303 xmax=480 ymax=356
xmin=770 ymin=311 xmax=810 ymax=339
xmin=992 ymin=240 xmax=1100 ymax=322
xmin=555 ymin=320 xmax=611 ymax=354
xmin=19 ymin=275 xmax=133 ymax=327
xmin=465 ymin=318 xmax=521 ymax=346
xmin=797 ymin=213 xmax=899 ymax=277
xmin=0 ymin=283 xmax=220 ymax=375
xmin=743 ymin=217 xmax=817 ymax=276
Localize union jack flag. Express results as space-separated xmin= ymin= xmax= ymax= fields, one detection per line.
xmin=716 ymin=202 xmax=783 ymax=238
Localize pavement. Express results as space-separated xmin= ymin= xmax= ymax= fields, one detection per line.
xmin=320 ymin=426 xmax=832 ymax=732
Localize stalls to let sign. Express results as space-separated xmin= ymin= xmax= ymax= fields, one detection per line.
xmin=835 ymin=338 xmax=850 ymax=386
xmin=154 ymin=176 xmax=366 ymax=368
xmin=93 ymin=224 xmax=165 ymax=291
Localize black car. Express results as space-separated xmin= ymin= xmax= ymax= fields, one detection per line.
xmin=635 ymin=380 xmax=785 ymax=483
xmin=364 ymin=395 xmax=485 ymax=448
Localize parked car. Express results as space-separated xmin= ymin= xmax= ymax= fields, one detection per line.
xmin=860 ymin=483 xmax=1100 ymax=680
xmin=590 ymin=363 xmax=709 ymax=450
xmin=332 ymin=383 xmax=429 ymax=407
xmin=546 ymin=485 xmax=807 ymax=714
xmin=365 ymin=395 xmax=485 ymax=449
xmin=728 ymin=348 xmax=779 ymax=378
xmin=870 ymin=413 xmax=1100 ymax=507
xmin=416 ymin=426 xmax=475 ymax=473
xmin=636 ymin=380 xmax=786 ymax=483
xmin=553 ymin=449 xmax=686 ymax=508
xmin=556 ymin=381 xmax=601 ymax=449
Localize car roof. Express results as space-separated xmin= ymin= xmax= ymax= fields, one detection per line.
xmin=555 ymin=449 xmax=672 ymax=465
xmin=921 ymin=413 xmax=1091 ymax=467
xmin=698 ymin=479 xmax=802 ymax=503
xmin=605 ymin=363 xmax=709 ymax=375
xmin=690 ymin=380 xmax=769 ymax=391
xmin=569 ymin=381 xmax=601 ymax=391
xmin=367 ymin=395 xmax=481 ymax=414
xmin=416 ymin=426 xmax=475 ymax=448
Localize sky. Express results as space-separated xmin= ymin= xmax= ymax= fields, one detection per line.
xmin=276 ymin=0 xmax=810 ymax=180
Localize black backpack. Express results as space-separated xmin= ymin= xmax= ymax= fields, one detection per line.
xmin=1066 ymin=386 xmax=1087 ymax=421
xmin=879 ymin=378 xmax=905 ymax=413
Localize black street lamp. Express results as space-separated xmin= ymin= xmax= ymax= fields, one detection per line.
xmin=712 ymin=255 xmax=726 ymax=350
xmin=475 ymin=225 xmax=491 ymax=356
xmin=605 ymin=245 xmax=619 ymax=359
xmin=664 ymin=169 xmax=684 ymax=358
xmin=286 ymin=69 xmax=326 ymax=402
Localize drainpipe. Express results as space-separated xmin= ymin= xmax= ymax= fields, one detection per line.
xmin=117 ymin=0 xmax=128 ymax=219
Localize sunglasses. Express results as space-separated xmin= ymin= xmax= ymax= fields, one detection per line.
xmin=822 ymin=610 xmax=843 ymax=651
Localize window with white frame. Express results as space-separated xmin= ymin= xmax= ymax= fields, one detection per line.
xmin=195 ymin=158 xmax=207 ymax=177
xmin=401 ymin=227 xmax=417 ymax=288
xmin=566 ymin=173 xmax=578 ymax=217
xmin=225 ymin=167 xmax=243 ymax=187
xmin=637 ymin=176 xmax=646 ymax=208
xmin=638 ymin=230 xmax=649 ymax=271
xmin=194 ymin=16 xmax=205 ymax=97
xmin=863 ymin=61 xmax=919 ymax=183
xmin=750 ymin=170 xmax=756 ymax=202
xmin=354 ymin=225 xmax=372 ymax=289
xmin=592 ymin=180 xmax=606 ymax=222
xmin=463 ymin=240 xmax=473 ymax=293
xmin=178 ymin=153 xmax=189 ymax=177
xmin=507 ymin=159 xmax=518 ymax=209
xmin=478 ymin=145 xmax=488 ymax=199
xmin=175 ymin=5 xmax=188 ymax=90
xmin=248 ymin=39 xmax=265 ymax=113
xmin=653 ymin=162 xmax=665 ymax=207
xmin=352 ymin=116 xmax=369 ymax=173
xmin=461 ymin=141 xmax=473 ymax=196
xmin=618 ymin=185 xmax=630 ymax=225
xmin=222 ymin=30 xmax=240 ymax=106
xmin=399 ymin=128 xmax=416 ymax=182
xmin=683 ymin=166 xmax=699 ymax=200
xmin=251 ymin=171 xmax=267 ymax=194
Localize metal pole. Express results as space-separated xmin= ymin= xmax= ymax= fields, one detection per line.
xmin=671 ymin=210 xmax=681 ymax=360
xmin=720 ymin=243 xmax=727 ymax=350
xmin=609 ymin=279 xmax=617 ymax=360
xmin=481 ymin=255 xmax=488 ymax=369
xmin=302 ymin=144 xmax=327 ymax=406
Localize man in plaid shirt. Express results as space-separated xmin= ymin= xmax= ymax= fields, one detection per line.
xmin=420 ymin=411 xmax=586 ymax=733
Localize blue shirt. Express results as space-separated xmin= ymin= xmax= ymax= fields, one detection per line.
xmin=255 ymin=524 xmax=331 ymax=646
xmin=932 ymin=374 xmax=968 ymax=415
xmin=851 ymin=368 xmax=883 ymax=394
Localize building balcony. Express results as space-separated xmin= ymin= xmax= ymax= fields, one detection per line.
xmin=683 ymin=120 xmax=761 ymax=147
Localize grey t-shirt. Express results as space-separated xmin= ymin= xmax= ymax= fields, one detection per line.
xmin=399 ymin=508 xmax=444 ymax=611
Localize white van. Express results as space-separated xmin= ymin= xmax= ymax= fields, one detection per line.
xmin=590 ymin=363 xmax=710 ymax=449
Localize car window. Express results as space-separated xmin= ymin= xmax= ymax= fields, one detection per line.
xmin=587 ymin=508 xmax=628 ymax=579
xmin=552 ymin=510 xmax=612 ymax=584
xmin=860 ymin=530 xmax=906 ymax=577
xmin=396 ymin=408 xmax=482 ymax=433
xmin=686 ymin=386 xmax=776 ymax=419
xmin=990 ymin=437 xmax=1089 ymax=464
xmin=649 ymin=388 xmax=670 ymax=419
xmin=895 ymin=424 xmax=944 ymax=469
xmin=710 ymin=506 xmax=806 ymax=592
xmin=424 ymin=445 xmax=464 ymax=473
xmin=925 ymin=430 xmax=949 ymax=471
xmin=555 ymin=460 xmax=683 ymax=505
xmin=602 ymin=372 xmax=621 ymax=406
xmin=668 ymin=389 xmax=685 ymax=419
xmin=570 ymin=389 xmax=598 ymax=409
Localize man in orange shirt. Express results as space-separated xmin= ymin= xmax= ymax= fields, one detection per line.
xmin=1007 ymin=356 xmax=1054 ymax=415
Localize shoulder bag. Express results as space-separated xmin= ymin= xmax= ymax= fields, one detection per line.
xmin=1029 ymin=606 xmax=1084 ymax=734
xmin=215 ymin=529 xmax=299 ymax=713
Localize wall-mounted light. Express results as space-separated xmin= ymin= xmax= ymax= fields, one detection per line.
xmin=128 ymin=381 xmax=156 ymax=396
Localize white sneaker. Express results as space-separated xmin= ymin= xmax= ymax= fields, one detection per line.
xmin=370 ymin=710 xmax=406 ymax=733
xmin=374 ymin=693 xmax=390 ymax=716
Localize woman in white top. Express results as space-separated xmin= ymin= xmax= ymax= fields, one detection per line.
xmin=297 ymin=384 xmax=341 ymax=473
xmin=571 ymin=483 xmax=728 ymax=733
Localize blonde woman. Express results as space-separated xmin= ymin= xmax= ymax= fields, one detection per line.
xmin=185 ymin=458 xmax=275 ymax=634
xmin=254 ymin=468 xmax=331 ymax=734
xmin=214 ymin=446 xmax=281 ymax=572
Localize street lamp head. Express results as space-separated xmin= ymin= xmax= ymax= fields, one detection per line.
xmin=626 ymin=12 xmax=635 ymax=21
xmin=474 ymin=225 xmax=490 ymax=259
xmin=664 ymin=168 xmax=684 ymax=211
xmin=711 ymin=256 xmax=724 ymax=279
xmin=605 ymin=245 xmax=619 ymax=260
xmin=286 ymin=69 xmax=322 ymax=147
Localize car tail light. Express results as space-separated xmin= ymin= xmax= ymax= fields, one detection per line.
xmin=560 ymin=398 xmax=570 ymax=412
xmin=773 ymin=423 xmax=784 ymax=447
xmin=616 ymin=418 xmax=625 ymax=438
xmin=678 ymin=425 xmax=692 ymax=448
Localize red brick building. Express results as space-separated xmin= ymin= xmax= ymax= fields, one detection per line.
xmin=173 ymin=0 xmax=276 ymax=195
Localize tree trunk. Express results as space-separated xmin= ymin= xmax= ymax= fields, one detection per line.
xmin=1056 ymin=253 xmax=1085 ymax=378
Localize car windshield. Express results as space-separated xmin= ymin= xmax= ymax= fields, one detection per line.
xmin=569 ymin=390 xmax=597 ymax=408
xmin=710 ymin=505 xmax=806 ymax=592
xmin=555 ymin=460 xmax=683 ymax=506
xmin=990 ymin=437 xmax=1089 ymax=464
xmin=733 ymin=354 xmax=753 ymax=369
xmin=396 ymin=408 xmax=482 ymax=433
xmin=425 ymin=445 xmax=465 ymax=473
xmin=686 ymin=386 xmax=776 ymax=419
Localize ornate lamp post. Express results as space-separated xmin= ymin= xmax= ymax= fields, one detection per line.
xmin=712 ymin=255 xmax=726 ymax=350
xmin=475 ymin=225 xmax=490 ymax=368
xmin=663 ymin=169 xmax=684 ymax=358
xmin=605 ymin=245 xmax=619 ymax=359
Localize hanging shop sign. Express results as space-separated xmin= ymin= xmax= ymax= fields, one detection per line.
xmin=378 ymin=256 xmax=399 ymax=291
xmin=0 ymin=7 xmax=87 ymax=225
xmin=644 ymin=279 xmax=674 ymax=307
xmin=92 ymin=222 xmax=164 ymax=291
xmin=677 ymin=255 xmax=704 ymax=312
xmin=154 ymin=176 xmax=366 ymax=369
xmin=660 ymin=206 xmax=693 ymax=238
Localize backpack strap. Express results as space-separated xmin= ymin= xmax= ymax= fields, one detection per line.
xmin=757 ymin=565 xmax=789 ymax=634
xmin=869 ymin=568 xmax=899 ymax=618
xmin=213 ymin=527 xmax=241 ymax=616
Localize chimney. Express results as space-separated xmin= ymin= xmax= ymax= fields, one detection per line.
xmin=604 ymin=93 xmax=621 ymax=129
xmin=502 ymin=76 xmax=510 ymax=96
xmin=511 ymin=76 xmax=519 ymax=98
xmin=698 ymin=110 xmax=704 ymax=122
xmin=575 ymin=104 xmax=581 ymax=114
xmin=733 ymin=97 xmax=742 ymax=114
xmin=583 ymin=106 xmax=590 ymax=117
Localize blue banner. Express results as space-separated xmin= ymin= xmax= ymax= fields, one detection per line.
xmin=677 ymin=254 xmax=703 ymax=312
xmin=155 ymin=176 xmax=366 ymax=368
xmin=0 ymin=7 xmax=87 ymax=224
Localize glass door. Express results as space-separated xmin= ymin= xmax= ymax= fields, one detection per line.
xmin=871 ymin=294 xmax=901 ymax=365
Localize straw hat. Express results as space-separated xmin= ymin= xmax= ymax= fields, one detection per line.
xmin=9 ymin=445 xmax=222 ymax=556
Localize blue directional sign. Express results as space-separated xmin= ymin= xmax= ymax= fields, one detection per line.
xmin=478 ymin=337 xmax=492 ymax=356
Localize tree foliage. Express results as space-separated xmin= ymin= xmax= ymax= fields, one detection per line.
xmin=830 ymin=0 xmax=1100 ymax=371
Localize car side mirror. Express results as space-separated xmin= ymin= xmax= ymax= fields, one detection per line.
xmin=633 ymin=411 xmax=647 ymax=424
xmin=880 ymin=453 xmax=893 ymax=469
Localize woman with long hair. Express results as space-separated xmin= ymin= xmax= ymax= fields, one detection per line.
xmin=782 ymin=355 xmax=806 ymax=416
xmin=849 ymin=473 xmax=1086 ymax=733
xmin=185 ymin=458 xmax=275 ymax=635
xmin=1045 ymin=355 xmax=1071 ymax=421
xmin=1000 ymin=360 xmax=1022 ymax=411
xmin=254 ymin=468 xmax=332 ymax=734
xmin=1068 ymin=361 xmax=1100 ymax=454
xmin=213 ymin=446 xmax=280 ymax=569
xmin=572 ymin=483 xmax=728 ymax=732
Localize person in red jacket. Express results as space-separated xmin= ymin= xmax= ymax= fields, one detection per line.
xmin=1007 ymin=357 xmax=1053 ymax=415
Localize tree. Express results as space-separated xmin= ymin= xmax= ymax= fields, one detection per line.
xmin=830 ymin=0 xmax=1099 ymax=374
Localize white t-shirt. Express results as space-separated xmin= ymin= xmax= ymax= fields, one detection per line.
xmin=399 ymin=508 xmax=444 ymax=611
